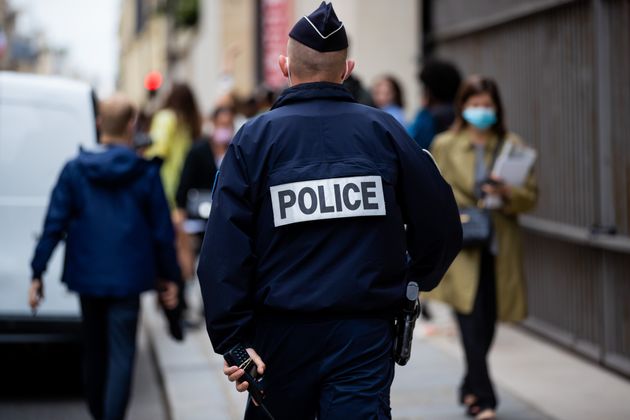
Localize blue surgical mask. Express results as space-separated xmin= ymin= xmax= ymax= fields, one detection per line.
xmin=463 ymin=107 xmax=497 ymax=130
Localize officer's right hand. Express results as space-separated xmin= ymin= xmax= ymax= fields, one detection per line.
xmin=223 ymin=347 xmax=266 ymax=393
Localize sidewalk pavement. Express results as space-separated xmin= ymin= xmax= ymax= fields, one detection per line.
xmin=127 ymin=325 xmax=168 ymax=420
xmin=142 ymin=287 xmax=630 ymax=420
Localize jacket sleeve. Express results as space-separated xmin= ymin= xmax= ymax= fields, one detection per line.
xmin=197 ymin=133 xmax=256 ymax=354
xmin=389 ymin=123 xmax=463 ymax=292
xmin=503 ymin=170 xmax=538 ymax=214
xmin=30 ymin=163 xmax=74 ymax=280
xmin=407 ymin=109 xmax=436 ymax=150
xmin=147 ymin=167 xmax=182 ymax=284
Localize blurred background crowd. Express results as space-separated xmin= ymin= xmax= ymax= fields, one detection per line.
xmin=2 ymin=0 xmax=630 ymax=382
xmin=1 ymin=0 xmax=630 ymax=419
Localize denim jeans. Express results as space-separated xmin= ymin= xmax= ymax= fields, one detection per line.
xmin=80 ymin=295 xmax=140 ymax=420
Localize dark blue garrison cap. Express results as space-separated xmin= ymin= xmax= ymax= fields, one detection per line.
xmin=289 ymin=2 xmax=348 ymax=52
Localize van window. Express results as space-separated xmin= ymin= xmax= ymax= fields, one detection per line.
xmin=0 ymin=100 xmax=90 ymax=198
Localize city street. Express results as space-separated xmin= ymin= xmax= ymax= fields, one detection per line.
xmin=0 ymin=326 xmax=167 ymax=420
xmin=1 ymin=1 xmax=630 ymax=419
xmin=0 ymin=290 xmax=629 ymax=420
xmin=144 ymin=287 xmax=630 ymax=420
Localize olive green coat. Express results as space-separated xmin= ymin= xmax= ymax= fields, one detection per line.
xmin=427 ymin=130 xmax=538 ymax=322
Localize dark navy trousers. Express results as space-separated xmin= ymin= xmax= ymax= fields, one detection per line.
xmin=244 ymin=316 xmax=395 ymax=420
xmin=80 ymin=296 xmax=140 ymax=420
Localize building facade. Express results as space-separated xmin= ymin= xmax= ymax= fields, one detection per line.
xmin=118 ymin=0 xmax=421 ymax=118
xmin=0 ymin=0 xmax=69 ymax=75
xmin=118 ymin=0 xmax=169 ymax=107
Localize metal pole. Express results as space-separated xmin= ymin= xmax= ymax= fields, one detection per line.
xmin=593 ymin=0 xmax=615 ymax=365
xmin=593 ymin=0 xmax=615 ymax=231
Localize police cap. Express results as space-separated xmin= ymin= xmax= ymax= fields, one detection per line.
xmin=289 ymin=2 xmax=348 ymax=52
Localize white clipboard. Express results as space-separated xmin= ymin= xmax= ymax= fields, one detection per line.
xmin=491 ymin=141 xmax=537 ymax=187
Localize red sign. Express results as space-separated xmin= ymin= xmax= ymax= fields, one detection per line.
xmin=261 ymin=0 xmax=293 ymax=89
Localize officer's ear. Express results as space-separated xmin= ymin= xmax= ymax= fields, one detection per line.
xmin=342 ymin=60 xmax=356 ymax=82
xmin=278 ymin=55 xmax=289 ymax=79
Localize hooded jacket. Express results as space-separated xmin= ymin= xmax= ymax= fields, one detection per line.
xmin=31 ymin=144 xmax=181 ymax=296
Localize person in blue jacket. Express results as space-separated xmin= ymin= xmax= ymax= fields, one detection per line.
xmin=408 ymin=59 xmax=462 ymax=149
xmin=197 ymin=3 xmax=462 ymax=419
xmin=29 ymin=94 xmax=181 ymax=420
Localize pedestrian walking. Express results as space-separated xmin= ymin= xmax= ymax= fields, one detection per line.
xmin=145 ymin=83 xmax=201 ymax=208
xmin=176 ymin=106 xmax=235 ymax=244
xmin=408 ymin=59 xmax=462 ymax=149
xmin=197 ymin=3 xmax=462 ymax=419
xmin=407 ymin=59 xmax=462 ymax=324
xmin=145 ymin=82 xmax=202 ymax=280
xmin=428 ymin=76 xmax=538 ymax=420
xmin=371 ymin=74 xmax=406 ymax=126
xmin=29 ymin=94 xmax=181 ymax=420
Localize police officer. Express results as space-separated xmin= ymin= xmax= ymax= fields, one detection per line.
xmin=197 ymin=2 xmax=462 ymax=419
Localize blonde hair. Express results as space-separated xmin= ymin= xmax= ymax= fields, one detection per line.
xmin=99 ymin=93 xmax=136 ymax=137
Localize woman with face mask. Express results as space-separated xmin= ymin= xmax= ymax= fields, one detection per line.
xmin=176 ymin=106 xmax=235 ymax=226
xmin=167 ymin=106 xmax=235 ymax=328
xmin=427 ymin=76 xmax=538 ymax=420
xmin=210 ymin=121 xmax=234 ymax=168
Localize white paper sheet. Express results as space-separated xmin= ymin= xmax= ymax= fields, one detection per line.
xmin=491 ymin=142 xmax=537 ymax=187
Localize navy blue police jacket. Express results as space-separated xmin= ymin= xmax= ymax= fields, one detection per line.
xmin=31 ymin=144 xmax=181 ymax=296
xmin=197 ymin=82 xmax=462 ymax=354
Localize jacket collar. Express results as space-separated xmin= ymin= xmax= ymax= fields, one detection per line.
xmin=271 ymin=82 xmax=357 ymax=110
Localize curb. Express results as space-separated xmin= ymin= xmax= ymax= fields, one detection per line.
xmin=142 ymin=294 xmax=246 ymax=420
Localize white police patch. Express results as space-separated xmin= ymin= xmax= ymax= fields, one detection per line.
xmin=270 ymin=175 xmax=386 ymax=227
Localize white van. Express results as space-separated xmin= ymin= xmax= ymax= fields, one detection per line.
xmin=0 ymin=72 xmax=97 ymax=343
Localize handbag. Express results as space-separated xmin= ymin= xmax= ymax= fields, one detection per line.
xmin=459 ymin=139 xmax=503 ymax=248
xmin=459 ymin=205 xmax=492 ymax=248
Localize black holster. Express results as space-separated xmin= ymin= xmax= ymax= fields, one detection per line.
xmin=393 ymin=282 xmax=421 ymax=366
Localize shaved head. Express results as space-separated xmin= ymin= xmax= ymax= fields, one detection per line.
xmin=287 ymin=38 xmax=348 ymax=82
xmin=99 ymin=93 xmax=136 ymax=138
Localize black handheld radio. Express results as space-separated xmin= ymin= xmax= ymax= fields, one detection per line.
xmin=393 ymin=281 xmax=421 ymax=366
xmin=224 ymin=344 xmax=275 ymax=420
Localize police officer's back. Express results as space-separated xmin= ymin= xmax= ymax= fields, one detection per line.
xmin=197 ymin=3 xmax=462 ymax=419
